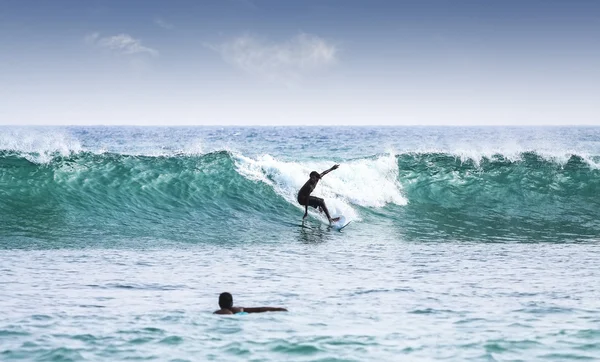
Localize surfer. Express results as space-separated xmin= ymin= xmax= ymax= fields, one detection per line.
xmin=297 ymin=164 xmax=340 ymax=224
xmin=213 ymin=292 xmax=288 ymax=315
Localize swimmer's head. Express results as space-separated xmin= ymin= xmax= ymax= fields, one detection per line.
xmin=310 ymin=171 xmax=320 ymax=181
xmin=219 ymin=292 xmax=233 ymax=309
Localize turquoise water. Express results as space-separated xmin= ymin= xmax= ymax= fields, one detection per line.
xmin=1 ymin=126 xmax=600 ymax=360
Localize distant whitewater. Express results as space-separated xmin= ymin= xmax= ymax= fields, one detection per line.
xmin=2 ymin=126 xmax=599 ymax=247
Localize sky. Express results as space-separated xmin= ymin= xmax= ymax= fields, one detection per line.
xmin=0 ymin=0 xmax=599 ymax=126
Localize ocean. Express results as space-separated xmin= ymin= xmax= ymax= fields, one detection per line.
xmin=1 ymin=126 xmax=599 ymax=361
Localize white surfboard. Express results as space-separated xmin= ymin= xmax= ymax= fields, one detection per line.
xmin=331 ymin=215 xmax=351 ymax=231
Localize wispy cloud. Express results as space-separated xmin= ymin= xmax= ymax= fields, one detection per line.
xmin=86 ymin=33 xmax=159 ymax=57
xmin=210 ymin=33 xmax=338 ymax=84
xmin=154 ymin=17 xmax=174 ymax=30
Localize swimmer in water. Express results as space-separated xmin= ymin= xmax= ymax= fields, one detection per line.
xmin=213 ymin=292 xmax=288 ymax=315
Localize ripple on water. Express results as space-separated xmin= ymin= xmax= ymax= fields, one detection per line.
xmin=37 ymin=347 xmax=84 ymax=361
xmin=507 ymin=322 xmax=534 ymax=328
xmin=515 ymin=306 xmax=575 ymax=314
xmin=351 ymin=287 xmax=414 ymax=295
xmin=0 ymin=329 xmax=30 ymax=337
xmin=128 ymin=337 xmax=154 ymax=345
xmin=142 ymin=327 xmax=164 ymax=334
xmin=408 ymin=308 xmax=457 ymax=315
xmin=78 ymin=304 xmax=106 ymax=308
xmin=454 ymin=317 xmax=488 ymax=325
xmin=573 ymin=343 xmax=600 ymax=351
xmin=540 ymin=353 xmax=597 ymax=360
xmin=1 ymin=350 xmax=29 ymax=360
xmin=71 ymin=334 xmax=99 ymax=343
xmin=117 ymin=327 xmax=165 ymax=340
xmin=159 ymin=336 xmax=183 ymax=345
xmin=576 ymin=329 xmax=600 ymax=339
xmin=325 ymin=338 xmax=376 ymax=347
xmin=485 ymin=339 xmax=544 ymax=352
xmin=270 ymin=340 xmax=322 ymax=355
xmin=86 ymin=283 xmax=185 ymax=290
xmin=223 ymin=341 xmax=251 ymax=356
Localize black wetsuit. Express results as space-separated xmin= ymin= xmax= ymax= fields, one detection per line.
xmin=297 ymin=178 xmax=325 ymax=209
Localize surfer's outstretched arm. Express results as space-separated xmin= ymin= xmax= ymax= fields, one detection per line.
xmin=319 ymin=164 xmax=339 ymax=178
xmin=303 ymin=204 xmax=308 ymax=220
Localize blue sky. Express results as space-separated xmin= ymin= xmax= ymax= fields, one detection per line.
xmin=1 ymin=0 xmax=599 ymax=125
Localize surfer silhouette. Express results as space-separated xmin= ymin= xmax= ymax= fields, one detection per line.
xmin=297 ymin=164 xmax=340 ymax=224
xmin=213 ymin=292 xmax=288 ymax=315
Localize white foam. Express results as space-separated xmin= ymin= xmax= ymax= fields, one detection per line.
xmin=233 ymin=152 xmax=407 ymax=222
xmin=176 ymin=138 xmax=204 ymax=156
xmin=0 ymin=128 xmax=82 ymax=163
xmin=406 ymin=144 xmax=599 ymax=169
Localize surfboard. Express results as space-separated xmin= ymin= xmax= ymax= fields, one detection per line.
xmin=337 ymin=220 xmax=352 ymax=231
xmin=330 ymin=215 xmax=351 ymax=231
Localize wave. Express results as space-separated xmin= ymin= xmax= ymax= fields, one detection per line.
xmin=394 ymin=152 xmax=600 ymax=242
xmin=1 ymin=150 xmax=599 ymax=245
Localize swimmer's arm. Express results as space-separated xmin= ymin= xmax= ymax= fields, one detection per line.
xmin=242 ymin=307 xmax=288 ymax=313
xmin=320 ymin=164 xmax=339 ymax=178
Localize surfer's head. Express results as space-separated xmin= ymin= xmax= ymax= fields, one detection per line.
xmin=310 ymin=171 xmax=320 ymax=181
xmin=219 ymin=292 xmax=233 ymax=309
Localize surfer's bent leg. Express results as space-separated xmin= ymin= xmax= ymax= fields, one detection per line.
xmin=309 ymin=196 xmax=332 ymax=222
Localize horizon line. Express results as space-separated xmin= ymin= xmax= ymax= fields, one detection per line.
xmin=2 ymin=123 xmax=599 ymax=128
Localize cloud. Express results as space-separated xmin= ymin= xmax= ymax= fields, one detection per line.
xmin=154 ymin=18 xmax=174 ymax=30
xmin=86 ymin=33 xmax=158 ymax=57
xmin=211 ymin=33 xmax=338 ymax=84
